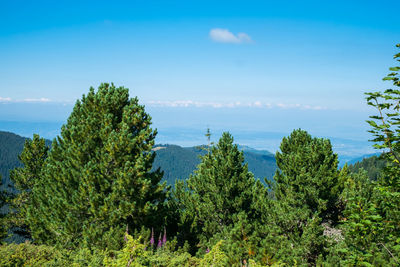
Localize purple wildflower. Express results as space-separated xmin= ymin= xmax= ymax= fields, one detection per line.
xmin=150 ymin=228 xmax=154 ymax=247
xmin=206 ymin=247 xmax=210 ymax=253
xmin=162 ymin=227 xmax=167 ymax=246
xmin=157 ymin=232 xmax=162 ymax=249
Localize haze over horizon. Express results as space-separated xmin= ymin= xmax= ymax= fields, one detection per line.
xmin=1 ymin=0 xmax=399 ymax=155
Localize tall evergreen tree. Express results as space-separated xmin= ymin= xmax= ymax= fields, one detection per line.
xmin=174 ymin=132 xmax=264 ymax=253
xmin=274 ymin=129 xmax=340 ymax=221
xmin=26 ymin=83 xmax=166 ymax=250
xmin=9 ymin=134 xmax=49 ymax=239
xmin=266 ymin=129 xmax=341 ymax=264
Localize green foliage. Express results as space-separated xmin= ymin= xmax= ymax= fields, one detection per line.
xmin=0 ymin=236 xmax=272 ymax=267
xmin=266 ymin=129 xmax=342 ymax=264
xmin=348 ymin=155 xmax=386 ymax=181
xmin=152 ymin=144 xmax=276 ymax=186
xmin=0 ymin=242 xmax=105 ymax=266
xmin=259 ymin=193 xmax=326 ymax=265
xmin=8 ymin=134 xmax=49 ymax=239
xmin=104 ymin=235 xmax=235 ymax=267
xmin=0 ymin=131 xmax=27 ymax=191
xmin=207 ymin=210 xmax=292 ymax=266
xmin=0 ymin=131 xmax=28 ymax=242
xmin=274 ymin=129 xmax=341 ymax=221
xmin=174 ymin=132 xmax=265 ymax=254
xmin=366 ymin=44 xmax=400 ymax=175
xmin=326 ymin=169 xmax=400 ymax=266
xmin=26 ymin=83 xmax=167 ymax=250
xmin=327 ymin=44 xmax=400 ymax=266
xmin=10 ymin=134 xmax=49 ymax=192
xmin=0 ymin=131 xmax=52 ymax=243
xmin=65 ymin=247 xmax=106 ymax=267
xmin=152 ymin=144 xmax=204 ymax=185
xmin=0 ymin=177 xmax=8 ymax=243
xmin=0 ymin=242 xmax=63 ymax=266
xmin=241 ymin=150 xmax=276 ymax=184
xmin=104 ymin=235 xmax=149 ymax=266
xmin=199 ymin=240 xmax=229 ymax=266
xmin=103 ymin=234 xmax=198 ymax=267
xmin=0 ymin=130 xmax=275 ymax=244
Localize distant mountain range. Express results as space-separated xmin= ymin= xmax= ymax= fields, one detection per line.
xmin=0 ymin=121 xmax=377 ymax=159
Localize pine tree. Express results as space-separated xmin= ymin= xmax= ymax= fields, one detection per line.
xmin=274 ymin=129 xmax=340 ymax=221
xmin=265 ymin=199 xmax=326 ymax=265
xmin=9 ymin=134 xmax=49 ymax=239
xmin=174 ymin=132 xmax=263 ymax=253
xmin=27 ymin=83 xmax=166 ymax=250
xmin=267 ymin=129 xmax=341 ymax=264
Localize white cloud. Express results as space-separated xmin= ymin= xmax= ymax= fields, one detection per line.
xmin=237 ymin=32 xmax=252 ymax=43
xmin=209 ymin=28 xmax=252 ymax=44
xmin=1 ymin=96 xmax=325 ymax=110
xmin=1 ymin=97 xmax=54 ymax=103
xmin=146 ymin=100 xmax=326 ymax=110
xmin=0 ymin=97 xmax=12 ymax=102
xmin=21 ymin=98 xmax=51 ymax=103
xmin=147 ymin=100 xmax=231 ymax=108
xmin=253 ymin=101 xmax=262 ymax=107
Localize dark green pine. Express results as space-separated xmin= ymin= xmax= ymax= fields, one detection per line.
xmin=264 ymin=129 xmax=342 ymax=265
xmin=9 ymin=134 xmax=49 ymax=240
xmin=29 ymin=83 xmax=166 ymax=250
xmin=274 ymin=129 xmax=340 ymax=221
xmin=175 ymin=132 xmax=263 ymax=249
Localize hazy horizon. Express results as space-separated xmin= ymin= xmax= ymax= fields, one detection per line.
xmin=1 ymin=0 xmax=398 ymax=158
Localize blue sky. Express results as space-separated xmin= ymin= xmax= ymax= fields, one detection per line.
xmin=0 ymin=0 xmax=399 ymax=152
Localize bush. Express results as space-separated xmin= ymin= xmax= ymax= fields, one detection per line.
xmin=0 ymin=242 xmax=62 ymax=266
xmin=0 ymin=242 xmax=105 ymax=267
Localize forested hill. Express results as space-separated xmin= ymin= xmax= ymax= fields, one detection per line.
xmin=347 ymin=154 xmax=386 ymax=181
xmin=0 ymin=131 xmax=52 ymax=190
xmin=152 ymin=144 xmax=277 ymax=185
xmin=0 ymin=131 xmax=276 ymax=189
xmin=1 ymin=130 xmax=385 ymax=188
xmin=0 ymin=131 xmax=27 ymax=189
